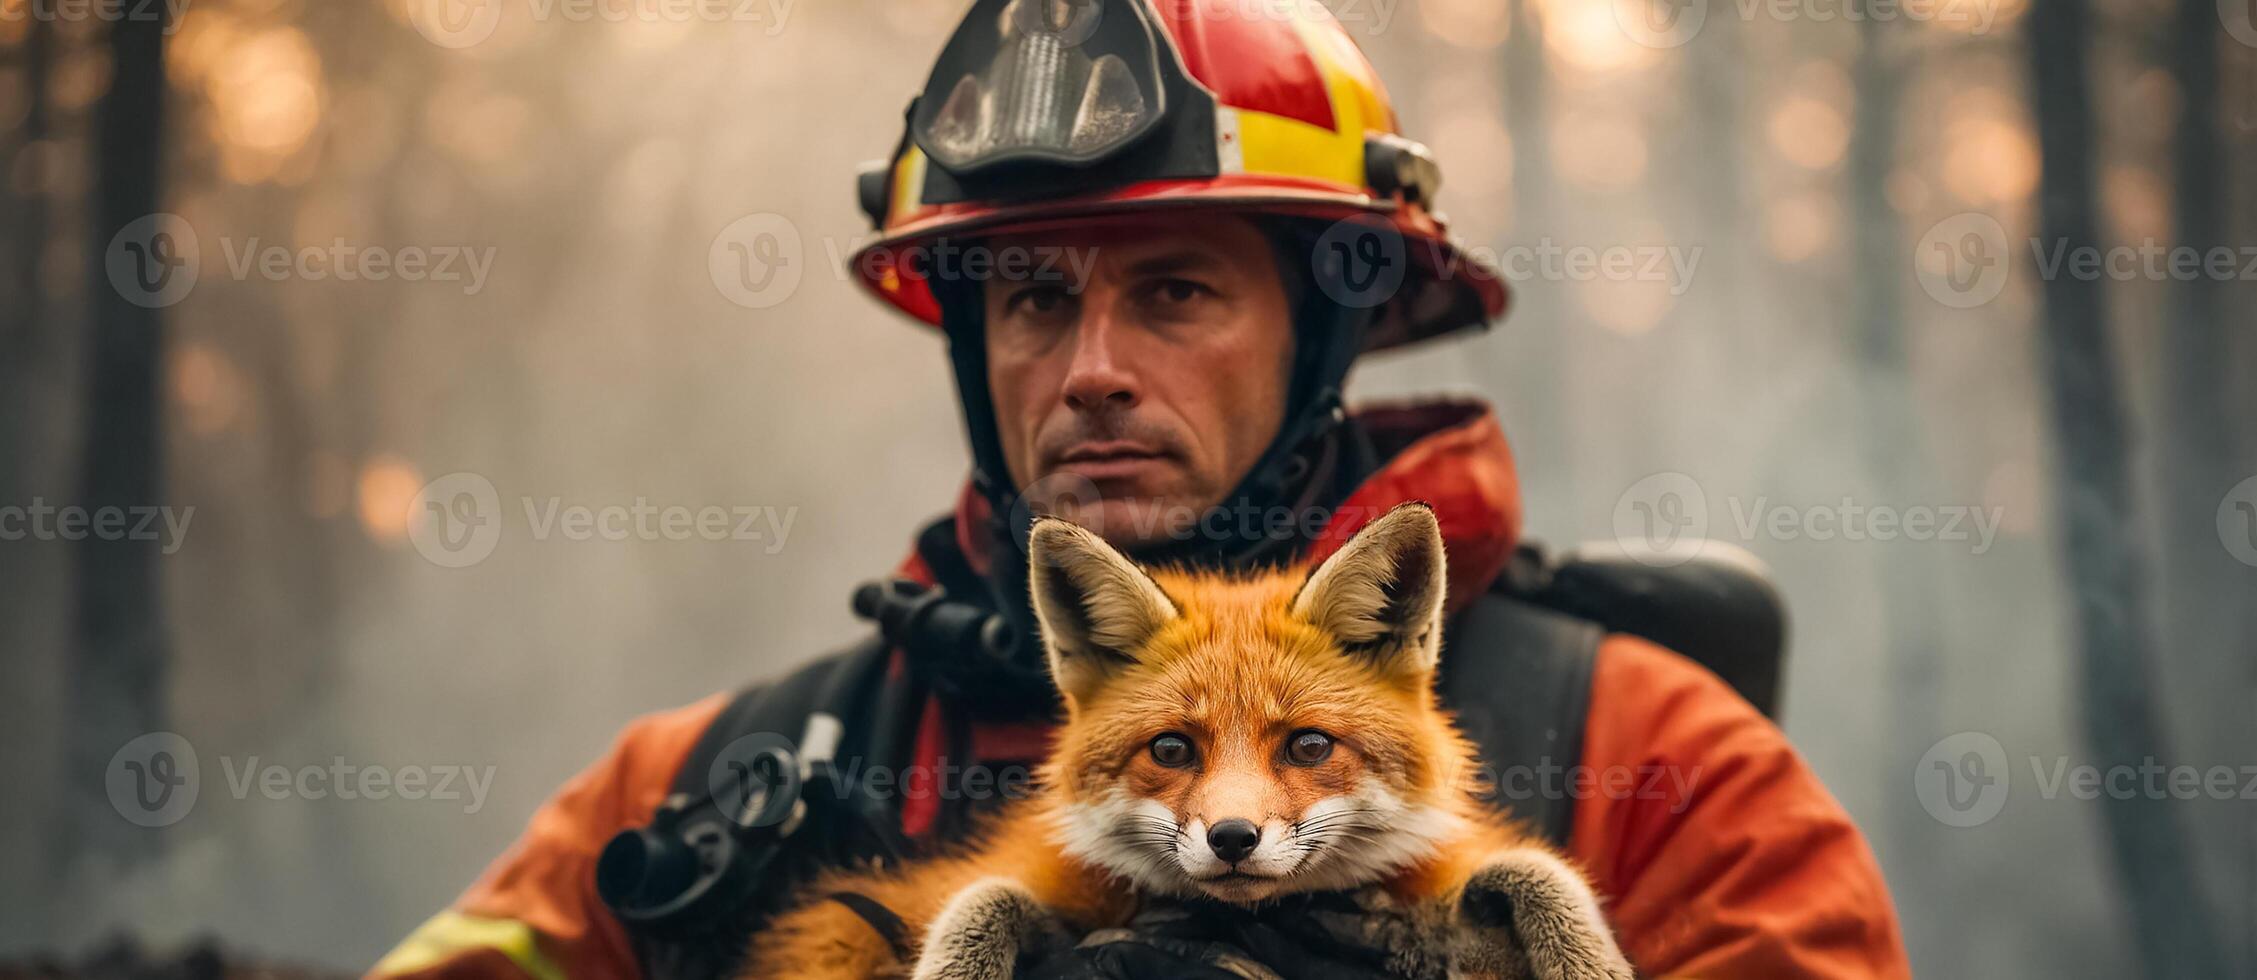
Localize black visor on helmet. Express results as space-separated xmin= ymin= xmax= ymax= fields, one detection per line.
xmin=907 ymin=0 xmax=1221 ymax=206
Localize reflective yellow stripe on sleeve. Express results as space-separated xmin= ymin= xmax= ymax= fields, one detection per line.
xmin=370 ymin=910 xmax=567 ymax=980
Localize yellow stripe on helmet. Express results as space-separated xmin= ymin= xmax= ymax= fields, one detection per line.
xmin=1230 ymin=10 xmax=1391 ymax=193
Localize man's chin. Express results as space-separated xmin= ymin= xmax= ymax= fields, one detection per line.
xmin=1046 ymin=495 xmax=1203 ymax=549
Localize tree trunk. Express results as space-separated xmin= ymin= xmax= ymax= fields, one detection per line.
xmin=1496 ymin=0 xmax=1576 ymax=521
xmin=2026 ymin=2 xmax=2225 ymax=973
xmin=1845 ymin=14 xmax=1950 ymax=962
xmin=64 ymin=0 xmax=174 ymax=872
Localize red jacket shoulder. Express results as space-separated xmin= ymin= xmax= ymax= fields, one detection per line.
xmin=1571 ymin=635 xmax=1910 ymax=979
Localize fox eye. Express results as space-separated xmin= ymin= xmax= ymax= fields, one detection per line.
xmin=1286 ymin=730 xmax=1334 ymax=766
xmin=1149 ymin=734 xmax=1195 ymax=768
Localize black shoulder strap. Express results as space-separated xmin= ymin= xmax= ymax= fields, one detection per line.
xmin=605 ymin=636 xmax=907 ymax=980
xmin=1438 ymin=591 xmax=1604 ymax=848
xmin=667 ymin=639 xmax=894 ymax=803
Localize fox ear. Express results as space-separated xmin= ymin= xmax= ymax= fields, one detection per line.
xmin=1027 ymin=518 xmax=1179 ymax=706
xmin=1292 ymin=503 xmax=1448 ymax=676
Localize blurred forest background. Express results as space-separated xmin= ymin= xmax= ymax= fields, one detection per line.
xmin=1 ymin=0 xmax=2253 ymax=976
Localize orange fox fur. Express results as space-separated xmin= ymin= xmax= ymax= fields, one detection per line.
xmin=744 ymin=504 xmax=1631 ymax=980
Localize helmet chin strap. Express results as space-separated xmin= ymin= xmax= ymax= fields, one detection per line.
xmin=928 ymin=223 xmax=1377 ymax=702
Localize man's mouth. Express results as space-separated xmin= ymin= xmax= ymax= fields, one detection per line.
xmin=1051 ymin=442 xmax=1171 ymax=481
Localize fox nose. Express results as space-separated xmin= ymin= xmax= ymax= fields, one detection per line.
xmin=1207 ymin=819 xmax=1260 ymax=863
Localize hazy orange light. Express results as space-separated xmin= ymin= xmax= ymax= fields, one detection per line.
xmin=1764 ymin=191 xmax=1840 ymax=263
xmin=2103 ymin=165 xmax=2170 ymax=245
xmin=1940 ymin=117 xmax=2039 ymax=205
xmin=1420 ymin=0 xmax=1512 ymax=49
xmin=1553 ymin=112 xmax=1648 ymax=191
xmin=1539 ymin=0 xmax=1660 ymax=74
xmin=1580 ymin=276 xmax=1674 ymax=336
xmin=171 ymin=343 xmax=243 ymax=438
xmin=192 ymin=23 xmax=326 ymax=185
xmin=357 ymin=456 xmax=427 ymax=543
xmin=1769 ymin=96 xmax=1850 ymax=171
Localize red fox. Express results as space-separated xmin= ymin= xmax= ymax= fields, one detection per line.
xmin=745 ymin=503 xmax=1634 ymax=979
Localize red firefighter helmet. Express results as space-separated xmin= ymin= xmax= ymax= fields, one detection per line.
xmin=848 ymin=0 xmax=1508 ymax=351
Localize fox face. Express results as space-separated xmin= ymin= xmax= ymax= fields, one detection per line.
xmin=1027 ymin=503 xmax=1475 ymax=904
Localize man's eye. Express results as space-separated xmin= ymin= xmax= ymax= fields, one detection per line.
xmin=1148 ymin=278 xmax=1212 ymax=305
xmin=1008 ymin=286 xmax=1071 ymax=316
xmin=1285 ymin=730 xmax=1334 ymax=766
xmin=1149 ymin=733 xmax=1195 ymax=768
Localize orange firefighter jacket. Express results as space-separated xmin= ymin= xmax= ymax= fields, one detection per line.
xmin=373 ymin=401 xmax=1911 ymax=980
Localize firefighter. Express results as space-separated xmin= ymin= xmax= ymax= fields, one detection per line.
xmin=376 ymin=1 xmax=1910 ymax=976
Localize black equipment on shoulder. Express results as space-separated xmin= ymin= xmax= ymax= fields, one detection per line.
xmin=600 ymin=539 xmax=1786 ymax=979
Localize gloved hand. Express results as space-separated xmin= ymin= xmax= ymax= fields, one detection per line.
xmin=1019 ymin=891 xmax=1409 ymax=980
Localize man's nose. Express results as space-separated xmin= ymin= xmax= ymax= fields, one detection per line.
xmin=1207 ymin=819 xmax=1260 ymax=864
xmin=1060 ymin=307 xmax=1139 ymax=412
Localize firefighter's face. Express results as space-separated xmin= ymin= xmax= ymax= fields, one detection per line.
xmin=983 ymin=215 xmax=1294 ymax=547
